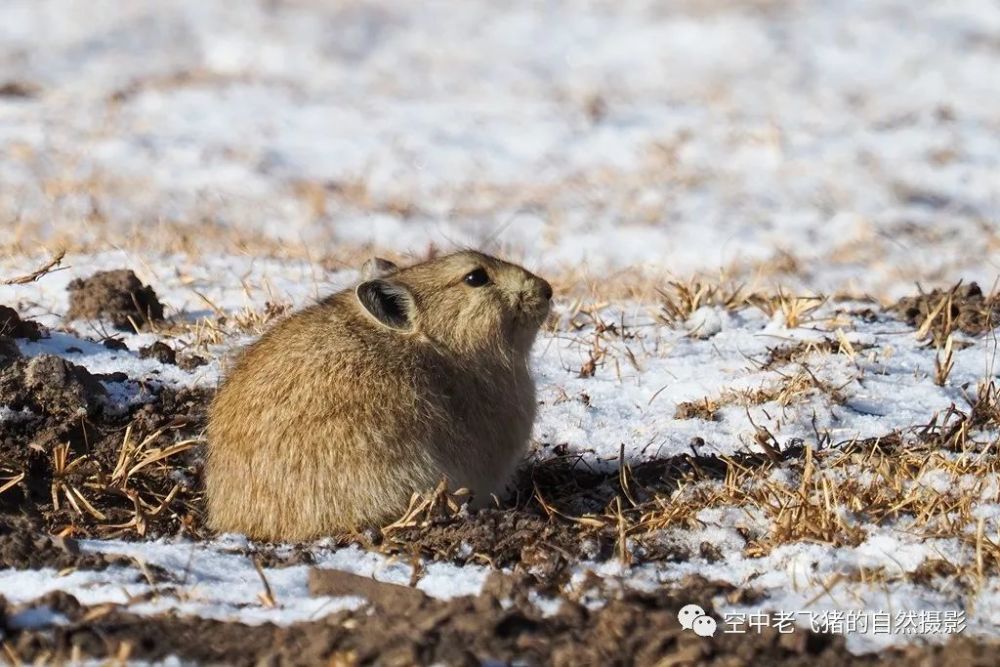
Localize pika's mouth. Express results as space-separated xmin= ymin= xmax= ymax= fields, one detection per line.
xmin=514 ymin=297 xmax=551 ymax=327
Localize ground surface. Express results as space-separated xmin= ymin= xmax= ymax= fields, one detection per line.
xmin=1 ymin=0 xmax=1000 ymax=665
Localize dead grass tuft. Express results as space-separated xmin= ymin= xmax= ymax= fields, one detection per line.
xmin=892 ymin=281 xmax=1000 ymax=345
xmin=674 ymin=365 xmax=848 ymax=422
xmin=657 ymin=278 xmax=747 ymax=325
xmin=759 ymin=334 xmax=871 ymax=370
xmin=748 ymin=289 xmax=828 ymax=328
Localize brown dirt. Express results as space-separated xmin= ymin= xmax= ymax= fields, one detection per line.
xmin=759 ymin=335 xmax=874 ymax=370
xmin=138 ymin=341 xmax=177 ymax=365
xmin=177 ymin=353 xmax=208 ymax=370
xmin=891 ymin=281 xmax=999 ymax=343
xmin=381 ymin=507 xmax=612 ymax=588
xmin=0 ymin=335 xmax=20 ymax=365
xmin=675 ymin=398 xmax=721 ymax=421
xmin=0 ymin=81 xmax=39 ymax=98
xmin=4 ymin=577 xmax=999 ymax=666
xmin=0 ymin=514 xmax=137 ymax=571
xmin=66 ymin=269 xmax=165 ymax=331
xmin=0 ymin=346 xmax=207 ymax=540
xmin=0 ymin=305 xmax=44 ymax=340
xmin=102 ymin=337 xmax=129 ymax=351
xmin=0 ymin=354 xmax=107 ymax=418
xmin=308 ymin=568 xmax=429 ymax=610
xmin=135 ymin=342 xmax=207 ymax=370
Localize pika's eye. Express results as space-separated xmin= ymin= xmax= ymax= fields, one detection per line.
xmin=463 ymin=268 xmax=490 ymax=287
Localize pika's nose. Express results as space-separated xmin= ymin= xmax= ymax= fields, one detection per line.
xmin=539 ymin=280 xmax=553 ymax=301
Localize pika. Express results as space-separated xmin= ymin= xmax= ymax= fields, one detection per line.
xmin=206 ymin=251 xmax=552 ymax=541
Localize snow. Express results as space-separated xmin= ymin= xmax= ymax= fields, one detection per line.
xmin=0 ymin=406 xmax=33 ymax=423
xmin=533 ymin=301 xmax=997 ymax=464
xmin=0 ymin=0 xmax=998 ymax=297
xmin=1 ymin=0 xmax=1000 ymax=657
xmin=619 ymin=526 xmax=974 ymax=653
xmin=0 ymin=537 xmax=491 ymax=628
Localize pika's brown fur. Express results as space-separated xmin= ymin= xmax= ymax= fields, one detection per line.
xmin=206 ymin=251 xmax=552 ymax=541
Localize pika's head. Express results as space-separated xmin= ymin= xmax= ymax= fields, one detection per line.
xmin=355 ymin=251 xmax=552 ymax=358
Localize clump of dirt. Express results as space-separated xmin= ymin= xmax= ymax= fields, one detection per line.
xmin=66 ymin=270 xmax=165 ymax=331
xmin=0 ymin=305 xmax=44 ymax=340
xmin=138 ymin=341 xmax=209 ymax=371
xmin=308 ymin=567 xmax=429 ymax=611
xmin=102 ymin=337 xmax=129 ymax=351
xmin=675 ymin=398 xmax=721 ymax=421
xmin=0 ymin=335 xmax=20 ymax=366
xmin=0 ymin=81 xmax=40 ymax=98
xmin=759 ymin=336 xmax=875 ymax=370
xmin=178 ymin=353 xmax=208 ymax=370
xmin=139 ymin=341 xmax=177 ymax=365
xmin=0 ymin=354 xmax=106 ymax=417
xmin=134 ymin=341 xmax=207 ymax=371
xmin=892 ymin=282 xmax=998 ymax=343
xmin=0 ymin=514 xmax=134 ymax=571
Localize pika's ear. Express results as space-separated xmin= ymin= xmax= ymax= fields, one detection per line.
xmin=360 ymin=257 xmax=399 ymax=281
xmin=356 ymin=280 xmax=415 ymax=331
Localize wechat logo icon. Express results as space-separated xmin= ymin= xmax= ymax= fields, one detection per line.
xmin=678 ymin=603 xmax=717 ymax=637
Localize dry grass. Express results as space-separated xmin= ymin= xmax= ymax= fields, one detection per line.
xmin=758 ymin=335 xmax=869 ymax=370
xmin=564 ymin=380 xmax=1000 ymax=588
xmin=674 ymin=364 xmax=848 ymax=421
xmin=1 ymin=250 xmax=66 ymax=285
xmin=13 ymin=414 xmax=208 ymax=540
xmin=168 ymin=299 xmax=292 ymax=351
xmin=934 ymin=333 xmax=956 ymax=386
xmin=748 ymin=289 xmax=828 ymax=328
xmin=657 ymin=277 xmax=748 ymax=324
xmin=0 ymin=218 xmax=381 ymax=274
xmin=893 ymin=281 xmax=1000 ymax=345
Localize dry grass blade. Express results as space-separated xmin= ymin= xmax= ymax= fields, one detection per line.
xmin=381 ymin=481 xmax=471 ymax=533
xmin=125 ymin=440 xmax=200 ymax=480
xmin=618 ymin=443 xmax=639 ymax=508
xmin=143 ymin=484 xmax=181 ymax=516
xmin=0 ymin=471 xmax=25 ymax=496
xmin=1 ymin=249 xmax=66 ymax=285
xmin=63 ymin=484 xmax=108 ymax=521
xmin=1 ymin=641 xmax=23 ymax=665
xmin=253 ymin=556 xmax=277 ymax=608
xmin=532 ymin=483 xmax=606 ymax=528
xmin=834 ymin=328 xmax=856 ymax=361
xmin=110 ymin=427 xmax=197 ymax=487
xmin=613 ymin=496 xmax=631 ymax=564
xmin=934 ymin=333 xmax=956 ymax=386
xmin=915 ymin=293 xmax=950 ymax=341
xmin=51 ymin=442 xmax=89 ymax=477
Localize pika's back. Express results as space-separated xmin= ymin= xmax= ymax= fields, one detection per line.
xmin=206 ymin=251 xmax=552 ymax=540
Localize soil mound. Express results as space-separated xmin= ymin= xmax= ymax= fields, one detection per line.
xmin=66 ymin=270 xmax=165 ymax=331
xmin=0 ymin=354 xmax=106 ymax=418
xmin=0 ymin=305 xmax=44 ymax=340
xmin=0 ymin=335 xmax=20 ymax=366
xmin=892 ymin=282 xmax=998 ymax=343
